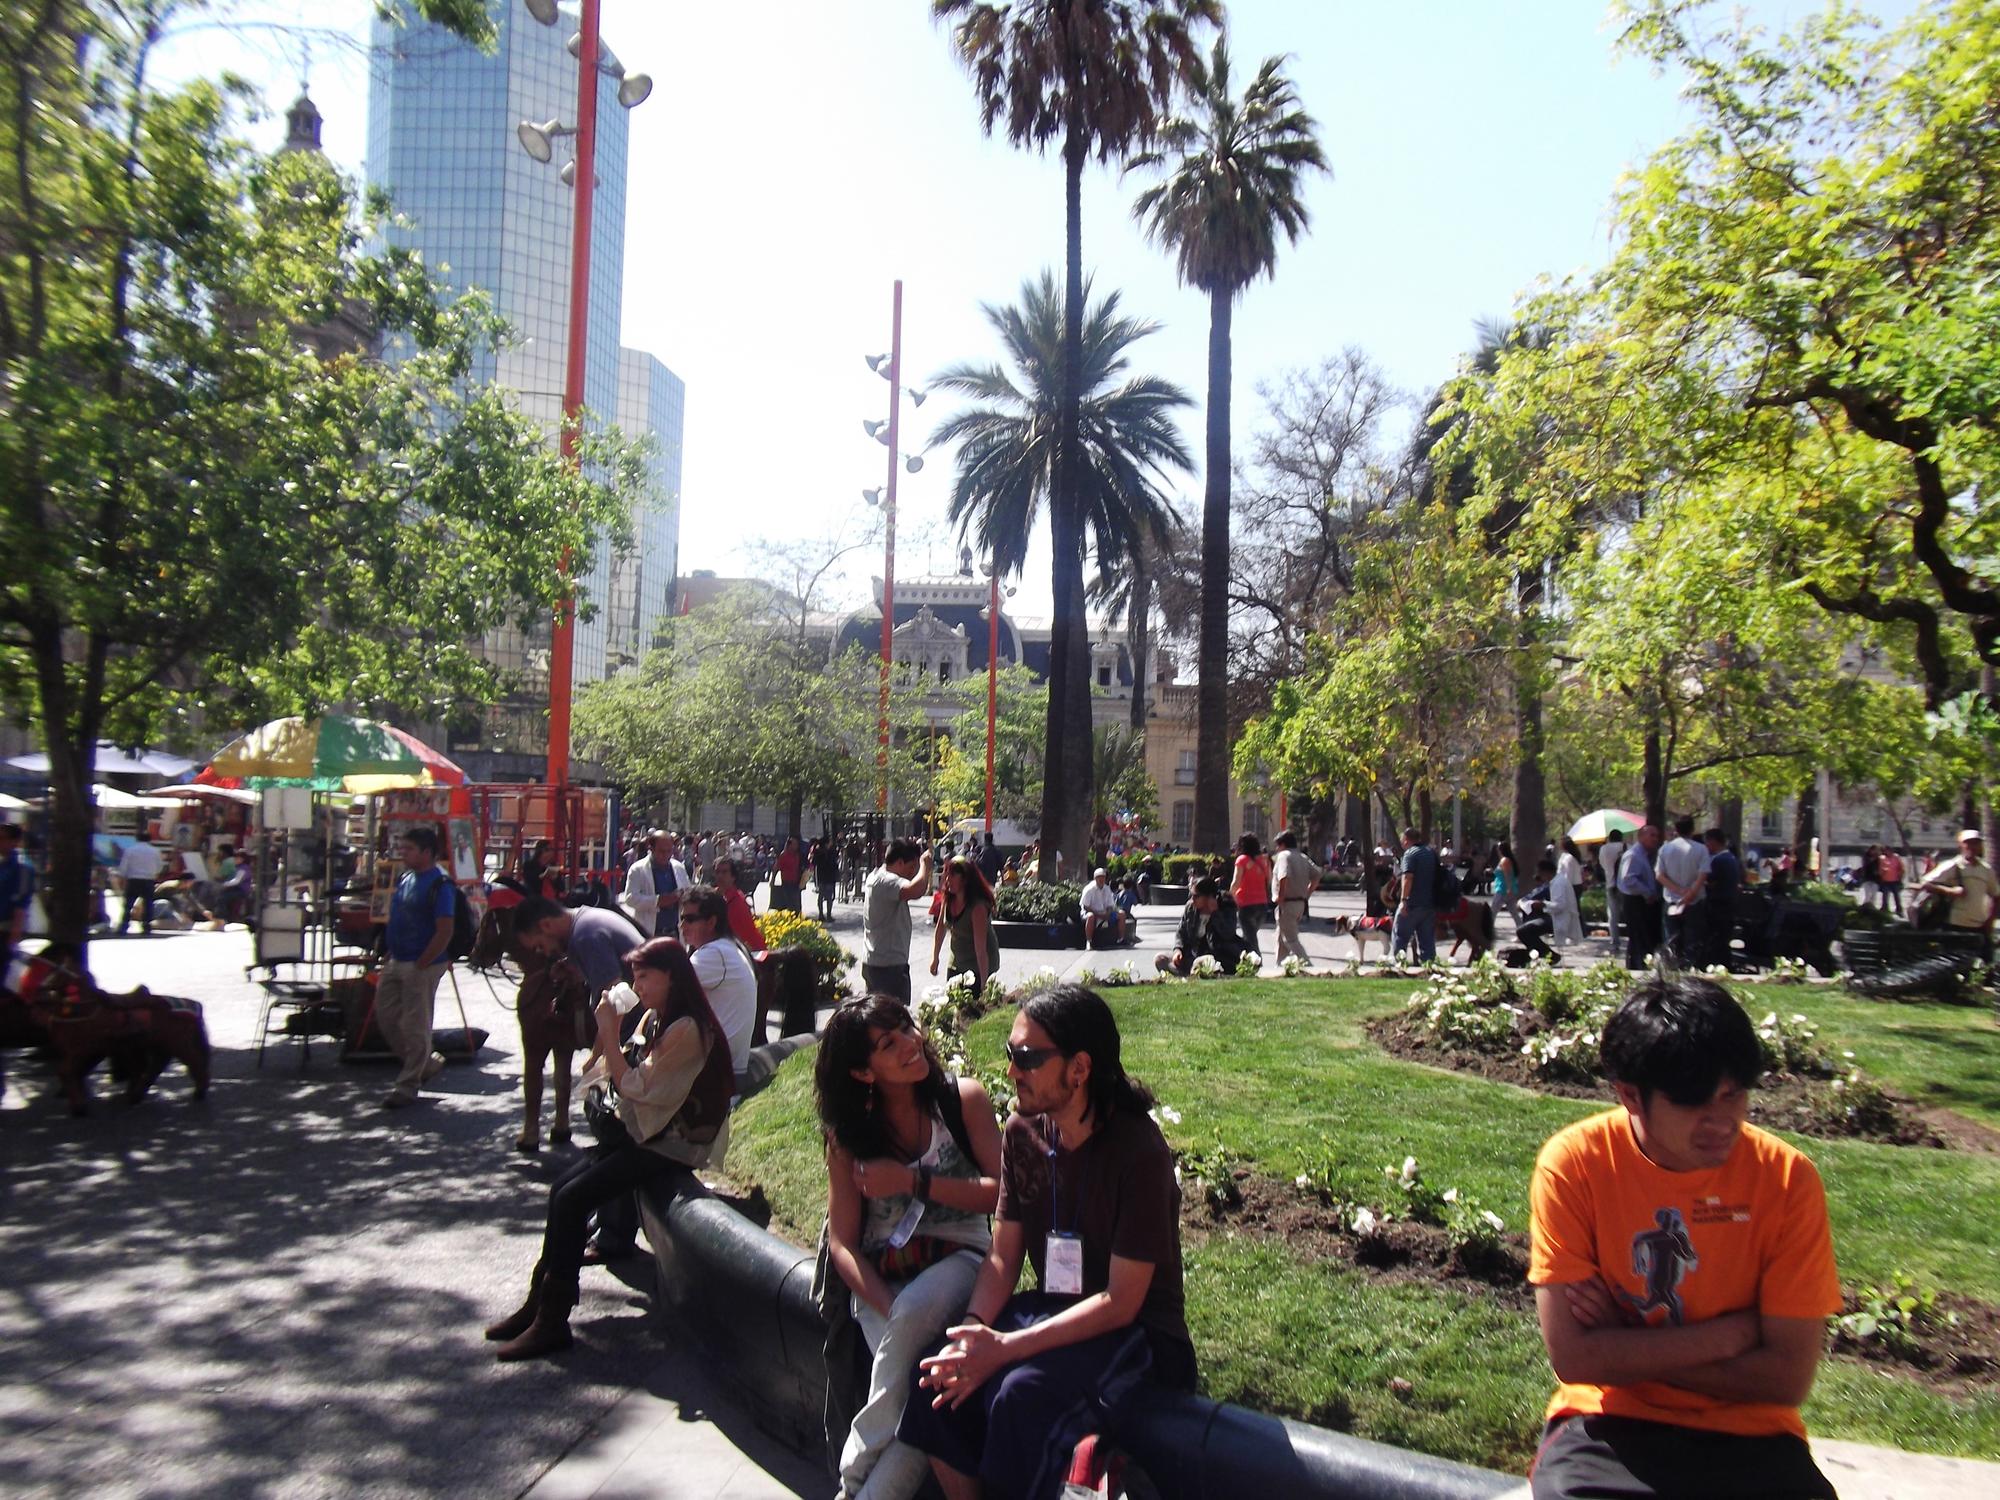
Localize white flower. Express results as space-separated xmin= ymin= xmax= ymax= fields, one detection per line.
xmin=1037 ymin=965 xmax=1059 ymax=981
xmin=1791 ymin=1014 xmax=1809 ymax=1025
xmin=1399 ymin=1155 xmax=1419 ymax=1186
xmin=1760 ymin=1011 xmax=1778 ymax=1028
xmin=1480 ymin=1210 xmax=1506 ymax=1232
xmin=1295 ymin=1173 xmax=1311 ymax=1189
xmin=1352 ymin=1206 xmax=1378 ymax=1235
xmin=1442 ymin=1188 xmax=1459 ymax=1204
xmin=1159 ymin=1104 xmax=1182 ymax=1125
xmin=1841 ymin=1050 xmax=1855 ymax=1059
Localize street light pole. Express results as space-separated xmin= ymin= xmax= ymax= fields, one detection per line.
xmin=544 ymin=0 xmax=603 ymax=793
xmin=877 ymin=279 xmax=903 ymax=819
xmin=986 ymin=567 xmax=999 ymax=835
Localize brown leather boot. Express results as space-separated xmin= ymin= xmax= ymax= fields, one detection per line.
xmin=484 ymin=1273 xmax=542 ymax=1342
xmin=494 ymin=1285 xmax=574 ymax=1362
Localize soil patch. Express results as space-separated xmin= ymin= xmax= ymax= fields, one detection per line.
xmin=1183 ymin=1169 xmax=1534 ymax=1309
xmin=1913 ymin=1108 xmax=2000 ymax=1156
xmin=1366 ymin=1015 xmax=1947 ymax=1150
xmin=1188 ymin=1168 xmax=2000 ymax=1395
xmin=1830 ymin=1291 xmax=2000 ymax=1393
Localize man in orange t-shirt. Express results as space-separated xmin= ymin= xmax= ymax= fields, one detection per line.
xmin=1528 ymin=974 xmax=1841 ymax=1499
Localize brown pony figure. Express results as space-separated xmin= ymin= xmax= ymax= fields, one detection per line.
xmin=470 ymin=898 xmax=587 ymax=1154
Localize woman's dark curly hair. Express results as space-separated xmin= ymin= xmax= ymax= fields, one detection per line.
xmin=814 ymin=994 xmax=957 ymax=1159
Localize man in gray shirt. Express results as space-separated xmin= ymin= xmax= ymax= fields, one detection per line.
xmin=1393 ymin=827 xmax=1437 ymax=964
xmin=1654 ymin=815 xmax=1711 ymax=968
xmin=861 ymin=838 xmax=933 ymax=1003
xmin=513 ymin=897 xmax=647 ymax=999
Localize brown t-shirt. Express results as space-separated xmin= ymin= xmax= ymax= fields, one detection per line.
xmin=997 ymin=1106 xmax=1190 ymax=1359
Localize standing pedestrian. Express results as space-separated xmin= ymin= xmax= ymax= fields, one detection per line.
xmin=1392 ymin=827 xmax=1438 ymax=965
xmin=862 ymin=840 xmax=934 ymax=1004
xmin=1618 ymin=824 xmax=1665 ymax=969
xmin=1271 ymin=830 xmax=1321 ymax=965
xmin=1876 ymin=845 xmax=1905 ymax=917
xmin=1493 ymin=840 xmax=1520 ymax=926
xmin=0 ymin=824 xmax=34 ymax=982
xmin=812 ymin=836 xmax=842 ymax=921
xmin=115 ymin=835 xmax=163 ymax=936
xmin=1229 ymin=833 xmax=1273 ymax=958
xmin=1655 ymin=816 xmax=1712 ymax=967
xmin=1915 ymin=830 xmax=2000 ymax=954
xmin=1701 ymin=827 xmax=1742 ymax=969
xmin=1598 ymin=829 xmax=1627 ymax=945
xmin=621 ymin=830 xmax=688 ymax=940
xmin=375 ymin=828 xmax=455 ymax=1110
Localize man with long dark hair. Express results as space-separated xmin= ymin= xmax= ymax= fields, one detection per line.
xmin=900 ymin=985 xmax=1193 ymax=1500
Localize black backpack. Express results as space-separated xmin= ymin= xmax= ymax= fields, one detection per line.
xmin=430 ymin=875 xmax=478 ymax=962
xmin=1431 ymin=855 xmax=1463 ymax=911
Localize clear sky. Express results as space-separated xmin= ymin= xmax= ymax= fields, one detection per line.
xmin=155 ymin=0 xmax=1891 ymax=620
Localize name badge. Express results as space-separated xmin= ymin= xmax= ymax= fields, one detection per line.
xmin=1046 ymin=1231 xmax=1084 ymax=1295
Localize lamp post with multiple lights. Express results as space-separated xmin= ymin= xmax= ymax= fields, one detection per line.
xmin=982 ymin=563 xmax=1016 ymax=835
xmin=860 ymin=283 xmax=927 ymax=822
xmin=515 ymin=0 xmax=652 ymax=791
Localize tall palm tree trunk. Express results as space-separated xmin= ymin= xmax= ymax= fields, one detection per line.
xmin=1193 ymin=284 xmax=1233 ymax=854
xmin=1042 ymin=128 xmax=1095 ymax=875
xmin=1128 ymin=545 xmax=1152 ymax=734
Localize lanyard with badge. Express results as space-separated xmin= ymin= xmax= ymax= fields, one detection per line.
xmin=1045 ymin=1135 xmax=1085 ymax=1295
xmin=883 ymin=1124 xmax=944 ymax=1250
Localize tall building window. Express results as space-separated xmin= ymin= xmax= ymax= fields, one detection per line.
xmin=1758 ymin=805 xmax=1785 ymax=840
xmin=1242 ymin=804 xmax=1268 ymax=840
xmin=1172 ymin=800 xmax=1193 ymax=843
xmin=1175 ymin=750 xmax=1196 ymax=786
xmin=1097 ymin=664 xmax=1112 ymax=686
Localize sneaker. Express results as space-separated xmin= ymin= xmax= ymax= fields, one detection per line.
xmin=420 ymin=1051 xmax=447 ymax=1082
xmin=380 ymin=1090 xmax=417 ymax=1109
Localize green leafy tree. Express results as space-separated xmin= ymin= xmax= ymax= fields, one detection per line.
xmin=1236 ymin=505 xmax=1512 ymax=838
xmin=0 ymin=3 xmax=640 ymax=946
xmin=1091 ymin=722 xmax=1156 ymax=830
xmin=934 ymin=663 xmax=1050 ymax=828
xmin=1128 ymin=39 xmax=1327 ymax=854
xmin=931 ymin=0 xmax=1219 ymax=868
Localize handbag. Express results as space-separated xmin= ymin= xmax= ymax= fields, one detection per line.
xmin=584 ymin=1028 xmax=647 ymax=1148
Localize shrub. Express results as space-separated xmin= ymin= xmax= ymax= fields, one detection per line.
xmin=1176 ymin=1135 xmax=1244 ymax=1212
xmin=1755 ymin=1009 xmax=1836 ymax=1077
xmin=1162 ymin=852 xmax=1227 ymax=885
xmin=1836 ymin=1271 xmax=1955 ymax=1359
xmin=1804 ymin=1067 xmax=1904 ymax=1136
xmin=758 ymin=909 xmax=851 ymax=968
xmin=1443 ymin=1191 xmax=1509 ymax=1266
xmin=993 ymin=881 xmax=1084 ymax=924
xmin=1383 ymin=1155 xmax=1449 ymax=1225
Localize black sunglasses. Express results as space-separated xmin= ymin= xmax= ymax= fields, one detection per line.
xmin=1005 ymin=1042 xmax=1062 ymax=1070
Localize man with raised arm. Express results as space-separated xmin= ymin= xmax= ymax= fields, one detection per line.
xmin=1528 ymin=974 xmax=1840 ymax=1499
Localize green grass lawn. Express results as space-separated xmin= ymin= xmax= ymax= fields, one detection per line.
xmin=726 ymin=976 xmax=2000 ymax=1471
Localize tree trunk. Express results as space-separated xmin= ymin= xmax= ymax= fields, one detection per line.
xmin=1641 ymin=728 xmax=1667 ymax=828
xmin=1719 ymin=796 xmax=1743 ymax=850
xmin=1510 ymin=567 xmax=1547 ymax=868
xmin=1791 ymin=778 xmax=1818 ymax=876
xmin=1417 ymin=785 xmax=1434 ymax=845
xmin=1127 ymin=545 xmax=1151 ymax=735
xmin=1193 ymin=283 xmax=1234 ymax=856
xmin=1040 ymin=134 xmax=1095 ymax=879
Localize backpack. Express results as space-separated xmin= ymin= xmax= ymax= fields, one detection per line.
xmin=1431 ymin=856 xmax=1463 ymax=911
xmin=428 ymin=873 xmax=478 ymax=962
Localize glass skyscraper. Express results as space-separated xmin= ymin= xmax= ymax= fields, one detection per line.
xmin=366 ymin=1 xmax=681 ymax=771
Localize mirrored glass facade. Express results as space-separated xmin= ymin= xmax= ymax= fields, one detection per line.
xmin=366 ymin=2 xmax=677 ymax=760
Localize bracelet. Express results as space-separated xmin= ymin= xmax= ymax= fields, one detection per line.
xmin=915 ymin=1165 xmax=933 ymax=1204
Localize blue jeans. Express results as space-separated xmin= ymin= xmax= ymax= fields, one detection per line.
xmin=1392 ymin=904 xmax=1436 ymax=962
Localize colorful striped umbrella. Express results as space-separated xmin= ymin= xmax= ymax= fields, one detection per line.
xmin=198 ymin=716 xmax=465 ymax=793
xmin=1567 ymin=808 xmax=1645 ymax=844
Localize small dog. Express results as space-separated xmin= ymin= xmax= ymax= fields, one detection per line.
xmin=1327 ymin=913 xmax=1394 ymax=964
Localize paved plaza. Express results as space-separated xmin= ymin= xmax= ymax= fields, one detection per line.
xmin=1 ymin=889 xmax=1992 ymax=1499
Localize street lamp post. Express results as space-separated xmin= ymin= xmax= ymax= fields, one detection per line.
xmin=878 ymin=281 xmax=903 ymax=818
xmin=519 ymin=0 xmax=650 ymax=791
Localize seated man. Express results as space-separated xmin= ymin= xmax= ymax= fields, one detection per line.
xmin=1114 ymin=876 xmax=1142 ymax=934
xmin=901 ymin=984 xmax=1196 ymax=1499
xmin=1152 ymin=878 xmax=1245 ymax=976
xmin=1529 ymin=975 xmax=1840 ymax=1500
xmin=1079 ymin=868 xmax=1124 ymax=948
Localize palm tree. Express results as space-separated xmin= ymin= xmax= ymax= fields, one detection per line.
xmin=1087 ymin=518 xmax=1184 ymax=732
xmin=932 ymin=0 xmax=1219 ymax=867
xmin=931 ymin=274 xmax=1193 ymax=798
xmin=1129 ymin=39 xmax=1327 ymax=854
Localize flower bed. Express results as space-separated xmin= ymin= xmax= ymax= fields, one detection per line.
xmin=1367 ymin=956 xmax=1944 ymax=1148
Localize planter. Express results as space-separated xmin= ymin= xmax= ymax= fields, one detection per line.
xmin=992 ymin=919 xmax=1078 ymax=950
xmin=1148 ymin=884 xmax=1189 ymax=907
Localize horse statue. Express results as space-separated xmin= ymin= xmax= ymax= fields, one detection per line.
xmin=469 ymin=888 xmax=587 ymax=1155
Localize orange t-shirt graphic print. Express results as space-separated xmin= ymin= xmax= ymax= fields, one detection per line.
xmin=1529 ymin=1109 xmax=1841 ymax=1438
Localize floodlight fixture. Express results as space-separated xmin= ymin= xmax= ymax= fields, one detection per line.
xmin=517 ymin=118 xmax=573 ymax=163
xmin=524 ymin=0 xmax=560 ymax=25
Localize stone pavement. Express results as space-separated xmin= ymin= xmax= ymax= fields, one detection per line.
xmin=3 ymin=891 xmax=1993 ymax=1499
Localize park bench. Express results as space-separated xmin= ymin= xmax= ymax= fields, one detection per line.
xmin=1727 ymin=891 xmax=1843 ymax=976
xmin=1841 ymin=926 xmax=1988 ymax=1002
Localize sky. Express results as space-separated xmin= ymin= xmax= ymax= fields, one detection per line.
xmin=153 ymin=0 xmax=1898 ymax=621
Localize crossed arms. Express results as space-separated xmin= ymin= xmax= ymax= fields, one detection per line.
xmin=1536 ymin=1278 xmax=1825 ymax=1407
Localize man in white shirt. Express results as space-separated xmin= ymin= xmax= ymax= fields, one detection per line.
xmin=1080 ymin=867 xmax=1124 ymax=947
xmin=1598 ymin=830 xmax=1628 ymax=945
xmin=115 ymin=838 xmax=165 ymax=936
xmin=621 ymin=830 xmax=689 ymax=939
xmin=1655 ymin=816 xmax=1712 ymax=967
xmin=675 ymin=885 xmax=760 ymax=1072
xmin=1271 ymin=830 xmax=1322 ymax=964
